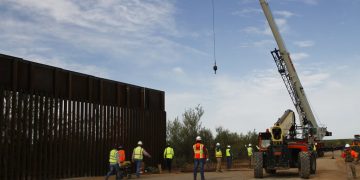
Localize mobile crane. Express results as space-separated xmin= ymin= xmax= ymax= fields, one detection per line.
xmin=253 ymin=0 xmax=332 ymax=178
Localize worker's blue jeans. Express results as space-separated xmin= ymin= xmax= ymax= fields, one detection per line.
xmin=193 ymin=158 xmax=205 ymax=180
xmin=226 ymin=157 xmax=232 ymax=169
xmin=105 ymin=163 xmax=121 ymax=180
xmin=134 ymin=159 xmax=142 ymax=178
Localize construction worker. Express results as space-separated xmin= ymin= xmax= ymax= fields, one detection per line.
xmin=215 ymin=142 xmax=222 ymax=172
xmin=193 ymin=136 xmax=207 ymax=180
xmin=341 ymin=144 xmax=359 ymax=179
xmin=226 ymin=145 xmax=232 ymax=169
xmin=132 ymin=141 xmax=151 ymax=178
xmin=246 ymin=144 xmax=253 ymax=168
xmin=117 ymin=145 xmax=126 ymax=179
xmin=118 ymin=145 xmax=126 ymax=164
xmin=105 ymin=146 xmax=121 ymax=180
xmin=313 ymin=143 xmax=318 ymax=157
xmin=163 ymin=143 xmax=174 ymax=173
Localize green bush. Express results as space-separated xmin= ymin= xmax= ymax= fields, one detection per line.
xmin=166 ymin=105 xmax=258 ymax=167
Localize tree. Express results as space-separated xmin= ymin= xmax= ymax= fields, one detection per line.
xmin=166 ymin=105 xmax=210 ymax=168
xmin=166 ymin=105 xmax=259 ymax=167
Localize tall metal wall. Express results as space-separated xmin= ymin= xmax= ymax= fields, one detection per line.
xmin=0 ymin=54 xmax=166 ymax=179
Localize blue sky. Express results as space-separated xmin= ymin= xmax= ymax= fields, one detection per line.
xmin=1 ymin=0 xmax=359 ymax=139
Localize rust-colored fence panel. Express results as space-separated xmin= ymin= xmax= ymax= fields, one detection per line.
xmin=0 ymin=54 xmax=166 ymax=179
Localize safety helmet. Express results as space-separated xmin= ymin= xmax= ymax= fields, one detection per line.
xmin=196 ymin=136 xmax=202 ymax=141
xmin=345 ymin=144 xmax=350 ymax=148
xmin=249 ymin=143 xmax=252 ymax=146
xmin=227 ymin=145 xmax=231 ymax=148
xmin=216 ymin=142 xmax=220 ymax=146
xmin=138 ymin=141 xmax=143 ymax=145
xmin=118 ymin=145 xmax=123 ymax=149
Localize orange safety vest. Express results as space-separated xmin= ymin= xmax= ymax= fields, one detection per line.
xmin=118 ymin=150 xmax=126 ymax=163
xmin=193 ymin=143 xmax=205 ymax=159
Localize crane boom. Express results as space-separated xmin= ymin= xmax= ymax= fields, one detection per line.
xmin=259 ymin=0 xmax=331 ymax=140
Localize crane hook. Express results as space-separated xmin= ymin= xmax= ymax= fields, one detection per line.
xmin=213 ymin=63 xmax=218 ymax=74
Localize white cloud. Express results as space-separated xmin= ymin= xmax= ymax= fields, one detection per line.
xmin=291 ymin=52 xmax=309 ymax=61
xmin=166 ymin=65 xmax=360 ymax=139
xmin=6 ymin=0 xmax=176 ymax=34
xmin=274 ymin=10 xmax=295 ymax=18
xmin=302 ymin=0 xmax=319 ymax=5
xmin=243 ymin=26 xmax=266 ymax=35
xmin=300 ymin=72 xmax=330 ymax=88
xmin=240 ymin=39 xmax=275 ymax=48
xmin=294 ymin=40 xmax=315 ymax=48
xmin=232 ymin=8 xmax=262 ymax=17
xmin=243 ymin=18 xmax=289 ymax=36
xmin=172 ymin=67 xmax=184 ymax=75
xmin=25 ymin=54 xmax=110 ymax=78
xmin=285 ymin=0 xmax=320 ymax=5
xmin=0 ymin=0 xmax=206 ymax=68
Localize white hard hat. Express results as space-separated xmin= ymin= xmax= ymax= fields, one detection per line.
xmin=216 ymin=142 xmax=220 ymax=146
xmin=227 ymin=145 xmax=231 ymax=148
xmin=138 ymin=141 xmax=143 ymax=145
xmin=249 ymin=143 xmax=252 ymax=146
xmin=196 ymin=136 xmax=202 ymax=141
xmin=345 ymin=144 xmax=350 ymax=148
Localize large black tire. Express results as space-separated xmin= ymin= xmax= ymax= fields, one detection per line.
xmin=310 ymin=152 xmax=317 ymax=174
xmin=299 ymin=152 xmax=311 ymax=179
xmin=254 ymin=152 xmax=264 ymax=178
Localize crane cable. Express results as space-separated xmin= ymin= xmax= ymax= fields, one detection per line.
xmin=212 ymin=0 xmax=218 ymax=74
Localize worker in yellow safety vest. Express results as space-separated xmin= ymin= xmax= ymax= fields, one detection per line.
xmin=132 ymin=141 xmax=151 ymax=178
xmin=163 ymin=143 xmax=174 ymax=173
xmin=105 ymin=146 xmax=121 ymax=180
xmin=226 ymin=145 xmax=232 ymax=169
xmin=215 ymin=142 xmax=223 ymax=172
xmin=313 ymin=142 xmax=318 ymax=157
xmin=246 ymin=144 xmax=253 ymax=168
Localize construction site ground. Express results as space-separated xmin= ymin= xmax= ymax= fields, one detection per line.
xmin=67 ymin=151 xmax=359 ymax=180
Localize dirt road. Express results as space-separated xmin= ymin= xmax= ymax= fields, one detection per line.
xmin=67 ymin=151 xmax=358 ymax=180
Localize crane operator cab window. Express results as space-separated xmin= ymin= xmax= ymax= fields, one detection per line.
xmin=271 ymin=124 xmax=283 ymax=144
xmin=258 ymin=130 xmax=271 ymax=149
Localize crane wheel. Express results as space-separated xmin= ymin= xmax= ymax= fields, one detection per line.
xmin=254 ymin=152 xmax=264 ymax=178
xmin=299 ymin=152 xmax=310 ymax=179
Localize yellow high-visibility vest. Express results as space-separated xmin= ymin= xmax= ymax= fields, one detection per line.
xmin=226 ymin=148 xmax=231 ymax=157
xmin=164 ymin=147 xmax=174 ymax=159
xmin=247 ymin=147 xmax=253 ymax=157
xmin=215 ymin=149 xmax=222 ymax=158
xmin=109 ymin=149 xmax=118 ymax=163
xmin=133 ymin=146 xmax=144 ymax=160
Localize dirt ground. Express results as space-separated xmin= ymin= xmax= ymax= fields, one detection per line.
xmin=66 ymin=151 xmax=359 ymax=180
